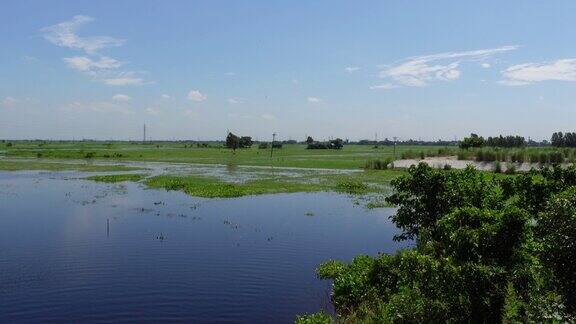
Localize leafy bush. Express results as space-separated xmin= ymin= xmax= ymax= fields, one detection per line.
xmin=303 ymin=163 xmax=576 ymax=322
xmin=294 ymin=312 xmax=332 ymax=324
xmin=537 ymin=187 xmax=576 ymax=313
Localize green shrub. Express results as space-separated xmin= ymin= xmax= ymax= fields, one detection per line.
xmin=295 ymin=312 xmax=332 ymax=324
xmin=494 ymin=161 xmax=502 ymax=173
xmin=364 ymin=158 xmax=393 ymax=170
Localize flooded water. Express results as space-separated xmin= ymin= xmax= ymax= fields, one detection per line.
xmin=0 ymin=171 xmax=409 ymax=323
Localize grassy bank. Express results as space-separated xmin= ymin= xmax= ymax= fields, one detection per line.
xmin=0 ymin=160 xmax=141 ymax=172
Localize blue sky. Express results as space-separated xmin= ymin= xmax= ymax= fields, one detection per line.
xmin=1 ymin=1 xmax=575 ymax=141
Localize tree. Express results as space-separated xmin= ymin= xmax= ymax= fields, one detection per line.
xmin=329 ymin=138 xmax=344 ymax=149
xmin=459 ymin=133 xmax=485 ymax=149
xmin=239 ymin=136 xmax=253 ymax=148
xmin=537 ymin=187 xmax=576 ymax=313
xmin=306 ymin=136 xmax=314 ymax=144
xmin=225 ymin=132 xmax=240 ymax=150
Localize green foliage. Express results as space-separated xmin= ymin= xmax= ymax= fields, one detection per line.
xmin=294 ymin=311 xmax=332 ymax=324
xmin=225 ymin=132 xmax=240 ymax=150
xmin=494 ymin=161 xmax=502 ymax=173
xmin=364 ymin=158 xmax=393 ymax=170
xmin=307 ymin=163 xmax=576 ymax=322
xmin=537 ymin=187 xmax=576 ymax=313
xmin=459 ymin=133 xmax=485 ymax=149
xmin=385 ymin=164 xmax=503 ymax=241
xmin=335 ymin=179 xmax=368 ymax=194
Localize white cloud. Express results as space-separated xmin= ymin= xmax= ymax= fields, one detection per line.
xmin=228 ymin=97 xmax=241 ymax=104
xmin=104 ymin=77 xmax=144 ymax=86
xmin=43 ymin=16 xmax=149 ymax=86
xmin=42 ymin=15 xmax=124 ymax=54
xmin=307 ymin=97 xmax=322 ymax=103
xmin=500 ymin=59 xmax=576 ymax=86
xmin=345 ymin=66 xmax=360 ymax=73
xmin=1 ymin=96 xmax=19 ymax=109
xmin=369 ymin=83 xmax=398 ymax=90
xmin=261 ymin=113 xmax=276 ymax=120
xmin=379 ymin=45 xmax=517 ymax=87
xmin=481 ymin=63 xmax=491 ymax=68
xmin=63 ymin=56 xmax=122 ymax=72
xmin=145 ymin=107 xmax=160 ymax=115
xmin=161 ymin=94 xmax=171 ymax=99
xmin=188 ymin=90 xmax=207 ymax=102
xmin=112 ymin=94 xmax=131 ymax=102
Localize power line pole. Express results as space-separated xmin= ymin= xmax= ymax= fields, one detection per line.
xmin=143 ymin=124 xmax=146 ymax=143
xmin=393 ymin=136 xmax=398 ymax=160
xmin=270 ymin=133 xmax=276 ymax=158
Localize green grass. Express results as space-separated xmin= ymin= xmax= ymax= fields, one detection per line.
xmin=86 ymin=173 xmax=146 ymax=183
xmin=1 ymin=140 xmax=442 ymax=170
xmin=0 ymin=160 xmax=140 ymax=172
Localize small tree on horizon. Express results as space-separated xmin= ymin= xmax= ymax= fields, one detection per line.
xmin=226 ymin=132 xmax=240 ymax=151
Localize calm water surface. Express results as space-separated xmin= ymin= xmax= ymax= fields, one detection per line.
xmin=0 ymin=171 xmax=409 ymax=323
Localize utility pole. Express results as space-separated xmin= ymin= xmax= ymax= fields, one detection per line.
xmin=270 ymin=133 xmax=276 ymax=158
xmin=393 ymin=136 xmax=398 ymax=160
xmin=143 ymin=124 xmax=146 ymax=143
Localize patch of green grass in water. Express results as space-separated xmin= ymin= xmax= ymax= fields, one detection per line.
xmin=86 ymin=173 xmax=146 ymax=183
xmin=144 ymin=169 xmax=404 ymax=198
xmin=145 ymin=175 xmax=327 ymax=198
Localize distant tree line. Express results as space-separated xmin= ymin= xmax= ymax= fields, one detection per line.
xmin=460 ymin=133 xmax=527 ymax=149
xmin=485 ymin=135 xmax=526 ymax=148
xmin=551 ymin=132 xmax=576 ymax=147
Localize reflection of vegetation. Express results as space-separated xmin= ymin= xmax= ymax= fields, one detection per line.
xmin=304 ymin=164 xmax=576 ymax=322
xmin=86 ymin=174 xmax=145 ymax=183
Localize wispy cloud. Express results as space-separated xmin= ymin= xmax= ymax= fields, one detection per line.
xmin=42 ymin=16 xmax=148 ymax=86
xmin=379 ymin=45 xmax=518 ymax=88
xmin=188 ymin=90 xmax=207 ymax=102
xmin=104 ymin=74 xmax=145 ymax=86
xmin=369 ymin=83 xmax=398 ymax=90
xmin=345 ymin=66 xmax=360 ymax=73
xmin=42 ymin=15 xmax=124 ymax=54
xmin=63 ymin=56 xmax=122 ymax=72
xmin=112 ymin=94 xmax=131 ymax=102
xmin=227 ymin=97 xmax=242 ymax=104
xmin=500 ymin=59 xmax=576 ymax=86
xmin=307 ymin=97 xmax=322 ymax=103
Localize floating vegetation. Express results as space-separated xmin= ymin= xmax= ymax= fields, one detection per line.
xmin=86 ymin=173 xmax=145 ymax=183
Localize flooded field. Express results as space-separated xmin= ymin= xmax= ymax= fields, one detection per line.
xmin=0 ymin=171 xmax=409 ymax=323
